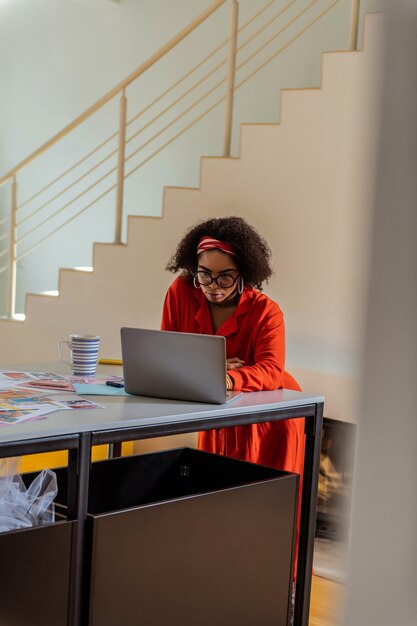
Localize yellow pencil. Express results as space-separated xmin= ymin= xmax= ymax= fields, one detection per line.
xmin=98 ymin=358 xmax=123 ymax=365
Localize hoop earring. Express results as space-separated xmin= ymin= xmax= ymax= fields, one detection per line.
xmin=193 ymin=274 xmax=201 ymax=289
xmin=238 ymin=277 xmax=244 ymax=294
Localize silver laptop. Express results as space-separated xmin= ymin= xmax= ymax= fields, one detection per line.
xmin=120 ymin=327 xmax=242 ymax=404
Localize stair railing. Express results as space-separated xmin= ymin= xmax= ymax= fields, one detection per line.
xmin=0 ymin=0 xmax=361 ymax=318
xmin=349 ymin=0 xmax=361 ymax=50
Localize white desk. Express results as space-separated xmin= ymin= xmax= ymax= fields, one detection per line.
xmin=0 ymin=363 xmax=324 ymax=626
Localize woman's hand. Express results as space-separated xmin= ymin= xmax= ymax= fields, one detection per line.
xmin=226 ymin=357 xmax=245 ymax=370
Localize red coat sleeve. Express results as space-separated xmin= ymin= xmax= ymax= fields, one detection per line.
xmin=227 ymin=301 xmax=286 ymax=392
xmin=160 ymin=280 xmax=180 ymax=331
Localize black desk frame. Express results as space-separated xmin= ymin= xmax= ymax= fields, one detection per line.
xmin=0 ymin=400 xmax=323 ymax=626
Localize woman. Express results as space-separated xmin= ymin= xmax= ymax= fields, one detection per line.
xmin=161 ymin=216 xmax=305 ymax=570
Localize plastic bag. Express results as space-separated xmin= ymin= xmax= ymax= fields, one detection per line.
xmin=0 ymin=458 xmax=58 ymax=533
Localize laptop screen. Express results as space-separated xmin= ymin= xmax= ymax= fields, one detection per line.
xmin=121 ymin=327 xmax=234 ymax=404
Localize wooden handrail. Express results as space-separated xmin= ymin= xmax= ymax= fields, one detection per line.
xmin=0 ymin=0 xmax=227 ymax=188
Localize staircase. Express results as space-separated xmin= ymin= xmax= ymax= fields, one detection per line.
xmin=1 ymin=0 xmax=369 ymax=317
xmin=0 ymin=8 xmax=385 ymax=423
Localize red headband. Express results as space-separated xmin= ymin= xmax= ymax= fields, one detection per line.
xmin=197 ymin=236 xmax=237 ymax=256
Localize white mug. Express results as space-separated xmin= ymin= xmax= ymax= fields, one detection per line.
xmin=58 ymin=334 xmax=100 ymax=376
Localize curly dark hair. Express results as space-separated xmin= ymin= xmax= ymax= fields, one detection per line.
xmin=166 ymin=216 xmax=273 ymax=290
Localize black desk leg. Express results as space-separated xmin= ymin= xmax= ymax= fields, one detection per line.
xmin=293 ymin=402 xmax=324 ymax=626
xmin=67 ymin=432 xmax=92 ymax=626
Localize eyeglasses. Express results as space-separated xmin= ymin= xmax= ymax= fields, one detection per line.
xmin=193 ymin=270 xmax=239 ymax=289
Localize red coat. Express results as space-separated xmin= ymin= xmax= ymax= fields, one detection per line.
xmin=161 ymin=277 xmax=306 ymax=575
xmin=161 ymin=276 xmax=305 ymax=474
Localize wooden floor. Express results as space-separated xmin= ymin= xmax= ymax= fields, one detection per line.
xmin=309 ymin=576 xmax=345 ymax=626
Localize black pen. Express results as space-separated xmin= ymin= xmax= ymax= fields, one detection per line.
xmin=106 ymin=380 xmax=124 ymax=388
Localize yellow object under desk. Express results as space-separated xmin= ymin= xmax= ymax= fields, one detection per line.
xmin=19 ymin=442 xmax=134 ymax=473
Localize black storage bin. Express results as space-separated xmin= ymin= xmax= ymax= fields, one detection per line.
xmin=0 ymin=471 xmax=74 ymax=626
xmin=85 ymin=447 xmax=298 ymax=626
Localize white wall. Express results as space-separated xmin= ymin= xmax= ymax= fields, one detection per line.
xmin=0 ymin=0 xmax=386 ymax=313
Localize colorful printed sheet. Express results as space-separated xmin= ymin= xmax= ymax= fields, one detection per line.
xmin=0 ymin=371 xmax=106 ymax=426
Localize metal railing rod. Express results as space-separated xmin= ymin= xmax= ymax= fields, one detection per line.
xmin=12 ymin=0 xmax=286 ymax=227
xmin=17 ymin=183 xmax=117 ymax=262
xmin=17 ymin=0 xmax=343 ymax=250
xmin=18 ymin=2 xmax=324 ymax=261
xmin=17 ymin=165 xmax=117 ymax=246
xmin=125 ymin=75 xmax=227 ymax=165
xmin=237 ymin=0 xmax=298 ymax=53
xmin=115 ymin=91 xmax=127 ymax=244
xmin=126 ymin=0 xmax=279 ymax=131
xmin=18 ymin=131 xmax=118 ymax=211
xmin=8 ymin=178 xmax=17 ymax=317
xmin=0 ymin=232 xmax=8 ymax=243
xmin=125 ymin=94 xmax=227 ymax=181
xmin=11 ymin=0 xmax=285 ymax=256
xmin=13 ymin=0 xmax=345 ymax=265
xmin=19 ymin=61 xmax=227 ymax=226
xmin=17 ymin=147 xmax=118 ymax=228
xmin=127 ymin=43 xmax=227 ymax=130
xmin=126 ymin=56 xmax=228 ymax=146
xmin=238 ymin=0 xmax=278 ymax=30
xmin=236 ymin=0 xmax=343 ymax=90
xmin=223 ymin=0 xmax=239 ymax=157
xmin=14 ymin=0 xmax=294 ymax=226
xmin=4 ymin=0 xmax=350 ymax=277
xmin=0 ymin=216 xmax=8 ymax=227
xmin=349 ymin=0 xmax=360 ymax=50
xmin=0 ymin=265 xmax=8 ymax=275
xmin=0 ymin=0 xmax=227 ymax=187
xmin=0 ymin=247 xmax=8 ymax=257
xmin=125 ymin=0 xmax=310 ymax=158
xmin=13 ymin=0 xmax=274 ymax=218
xmin=125 ymin=0 xmax=302 ymax=160
xmin=123 ymin=0 xmax=339 ymax=171
xmin=236 ymin=0 xmax=322 ymax=74
xmin=126 ymin=0 xmax=343 ymax=181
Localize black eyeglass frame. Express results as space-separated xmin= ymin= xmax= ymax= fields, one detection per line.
xmin=193 ymin=270 xmax=240 ymax=289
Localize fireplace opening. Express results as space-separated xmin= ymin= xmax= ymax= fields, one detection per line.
xmin=316 ymin=417 xmax=356 ymax=542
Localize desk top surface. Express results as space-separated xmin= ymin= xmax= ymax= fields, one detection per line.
xmin=0 ymin=363 xmax=324 ymax=445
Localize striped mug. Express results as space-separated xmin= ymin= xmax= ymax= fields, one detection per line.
xmin=58 ymin=334 xmax=100 ymax=376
